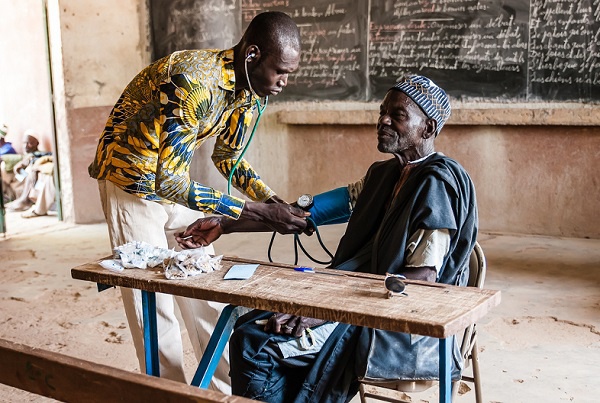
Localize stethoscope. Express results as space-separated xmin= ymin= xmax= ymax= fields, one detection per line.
xmin=227 ymin=52 xmax=269 ymax=195
xmin=227 ymin=52 xmax=333 ymax=266
xmin=268 ymin=218 xmax=334 ymax=266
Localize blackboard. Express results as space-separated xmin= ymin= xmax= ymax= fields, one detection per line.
xmin=368 ymin=0 xmax=531 ymax=100
xmin=150 ymin=0 xmax=242 ymax=59
xmin=150 ymin=0 xmax=600 ymax=103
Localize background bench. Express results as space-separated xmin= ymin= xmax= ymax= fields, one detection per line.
xmin=0 ymin=338 xmax=251 ymax=402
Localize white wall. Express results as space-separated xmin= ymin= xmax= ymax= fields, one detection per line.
xmin=57 ymin=0 xmax=151 ymax=109
xmin=48 ymin=0 xmax=151 ymax=223
xmin=0 ymin=0 xmax=54 ymax=153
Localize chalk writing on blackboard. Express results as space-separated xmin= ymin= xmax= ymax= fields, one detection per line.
xmin=241 ymin=0 xmax=369 ymax=101
xmin=368 ymin=0 xmax=530 ymax=100
xmin=529 ymin=0 xmax=600 ymax=101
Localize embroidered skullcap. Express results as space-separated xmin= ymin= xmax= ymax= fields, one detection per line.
xmin=392 ymin=75 xmax=451 ymax=135
xmin=0 ymin=124 xmax=7 ymax=137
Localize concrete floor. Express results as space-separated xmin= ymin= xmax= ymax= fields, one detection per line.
xmin=0 ymin=210 xmax=598 ymax=402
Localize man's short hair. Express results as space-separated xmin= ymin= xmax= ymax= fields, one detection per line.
xmin=391 ymin=76 xmax=451 ymax=135
xmin=243 ymin=11 xmax=300 ymax=56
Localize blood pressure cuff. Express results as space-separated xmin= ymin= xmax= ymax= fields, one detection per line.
xmin=307 ymin=187 xmax=351 ymax=227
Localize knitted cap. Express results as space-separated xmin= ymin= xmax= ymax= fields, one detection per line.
xmin=0 ymin=124 xmax=7 ymax=137
xmin=392 ymin=75 xmax=451 ymax=135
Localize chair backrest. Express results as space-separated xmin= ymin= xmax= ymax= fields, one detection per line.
xmin=459 ymin=241 xmax=487 ymax=359
xmin=468 ymin=241 xmax=486 ymax=289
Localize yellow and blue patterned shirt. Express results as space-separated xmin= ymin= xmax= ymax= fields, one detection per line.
xmin=89 ymin=49 xmax=276 ymax=219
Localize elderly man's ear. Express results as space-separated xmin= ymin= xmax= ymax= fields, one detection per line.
xmin=423 ymin=118 xmax=437 ymax=139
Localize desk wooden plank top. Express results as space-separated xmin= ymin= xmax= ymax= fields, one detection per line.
xmin=71 ymin=257 xmax=500 ymax=339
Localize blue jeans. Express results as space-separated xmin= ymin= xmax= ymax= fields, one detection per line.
xmin=230 ymin=314 xmax=314 ymax=402
xmin=229 ymin=310 xmax=361 ymax=403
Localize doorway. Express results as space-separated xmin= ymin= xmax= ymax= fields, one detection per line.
xmin=0 ymin=0 xmax=62 ymax=236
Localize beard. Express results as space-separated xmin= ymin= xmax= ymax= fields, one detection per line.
xmin=377 ymin=138 xmax=395 ymax=153
xmin=377 ymin=128 xmax=399 ymax=153
xmin=377 ymin=131 xmax=417 ymax=156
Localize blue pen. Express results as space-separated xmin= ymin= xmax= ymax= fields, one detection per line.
xmin=294 ymin=267 xmax=315 ymax=273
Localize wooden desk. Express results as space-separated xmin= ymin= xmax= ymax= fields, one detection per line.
xmin=71 ymin=256 xmax=501 ymax=403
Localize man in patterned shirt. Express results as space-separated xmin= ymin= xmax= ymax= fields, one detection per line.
xmin=88 ymin=11 xmax=307 ymax=393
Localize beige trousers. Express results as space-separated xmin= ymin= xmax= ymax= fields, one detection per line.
xmin=98 ymin=180 xmax=230 ymax=394
xmin=31 ymin=173 xmax=55 ymax=215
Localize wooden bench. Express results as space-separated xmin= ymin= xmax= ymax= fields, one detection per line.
xmin=0 ymin=338 xmax=251 ymax=402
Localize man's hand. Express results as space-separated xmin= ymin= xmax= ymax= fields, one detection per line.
xmin=269 ymin=195 xmax=314 ymax=236
xmin=264 ymin=313 xmax=327 ymax=338
xmin=242 ymin=201 xmax=309 ymax=235
xmin=13 ymin=160 xmax=25 ymax=172
xmin=175 ymin=216 xmax=224 ymax=249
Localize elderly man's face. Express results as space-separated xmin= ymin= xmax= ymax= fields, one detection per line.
xmin=24 ymin=136 xmax=39 ymax=153
xmin=376 ymin=90 xmax=429 ymax=155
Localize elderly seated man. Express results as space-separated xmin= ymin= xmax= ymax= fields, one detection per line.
xmin=176 ymin=75 xmax=478 ymax=403
xmin=2 ymin=131 xmax=51 ymax=206
xmin=2 ymin=134 xmax=54 ymax=215
xmin=18 ymin=155 xmax=56 ymax=218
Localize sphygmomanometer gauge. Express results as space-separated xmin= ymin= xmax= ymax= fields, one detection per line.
xmin=297 ymin=194 xmax=314 ymax=211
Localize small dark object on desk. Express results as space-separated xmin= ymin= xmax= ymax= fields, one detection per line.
xmin=385 ymin=273 xmax=408 ymax=297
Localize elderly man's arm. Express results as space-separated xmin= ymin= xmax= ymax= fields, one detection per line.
xmin=401 ymin=266 xmax=436 ymax=281
xmin=400 ymin=228 xmax=451 ymax=282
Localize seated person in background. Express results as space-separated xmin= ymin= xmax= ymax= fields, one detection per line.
xmin=6 ymin=155 xmax=54 ymax=213
xmin=0 ymin=124 xmax=17 ymax=155
xmin=19 ymin=155 xmax=56 ymax=218
xmin=176 ymin=75 xmax=478 ymax=402
xmin=12 ymin=131 xmax=49 ymax=176
xmin=0 ymin=124 xmax=16 ymax=201
xmin=2 ymin=132 xmax=49 ymax=196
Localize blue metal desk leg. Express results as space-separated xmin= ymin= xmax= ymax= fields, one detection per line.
xmin=439 ymin=337 xmax=452 ymax=403
xmin=191 ymin=305 xmax=241 ymax=388
xmin=141 ymin=290 xmax=159 ymax=376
